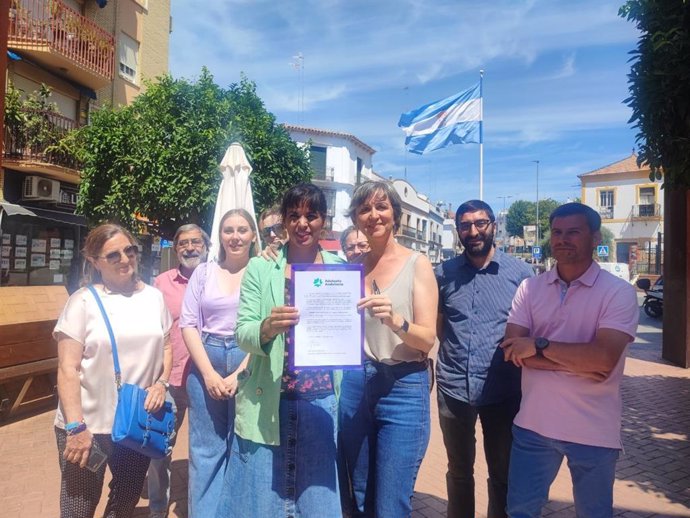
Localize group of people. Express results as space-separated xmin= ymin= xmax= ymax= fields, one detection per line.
xmin=53 ymin=178 xmax=639 ymax=518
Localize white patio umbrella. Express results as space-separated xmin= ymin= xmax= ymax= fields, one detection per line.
xmin=208 ymin=142 xmax=261 ymax=261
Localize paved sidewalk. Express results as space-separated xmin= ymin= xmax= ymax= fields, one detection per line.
xmin=1 ymin=304 xmax=688 ymax=517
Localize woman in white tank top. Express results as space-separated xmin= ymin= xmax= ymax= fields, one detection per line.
xmin=339 ymin=181 xmax=439 ymax=518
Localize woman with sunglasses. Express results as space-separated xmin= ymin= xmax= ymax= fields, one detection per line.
xmin=339 ymin=181 xmax=438 ymax=518
xmin=258 ymin=205 xmax=286 ymax=248
xmin=54 ymin=223 xmax=172 ymax=518
xmin=216 ymin=183 xmax=344 ymax=518
xmin=179 ymin=209 xmax=257 ymax=518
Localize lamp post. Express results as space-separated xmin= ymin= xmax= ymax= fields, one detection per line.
xmin=532 ymin=160 xmax=540 ymax=246
xmin=498 ymin=195 xmax=513 ymax=213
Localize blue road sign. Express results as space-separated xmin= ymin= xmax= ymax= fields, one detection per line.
xmin=597 ymin=245 xmax=609 ymax=257
xmin=532 ymin=246 xmax=541 ymax=260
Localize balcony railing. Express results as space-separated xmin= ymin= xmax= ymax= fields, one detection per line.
xmin=3 ymin=108 xmax=81 ymax=170
xmin=632 ymin=203 xmax=661 ymax=218
xmin=8 ymin=0 xmax=114 ymax=82
xmin=598 ymin=206 xmax=614 ymax=220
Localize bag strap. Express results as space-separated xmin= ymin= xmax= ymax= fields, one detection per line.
xmin=87 ymin=285 xmax=122 ymax=389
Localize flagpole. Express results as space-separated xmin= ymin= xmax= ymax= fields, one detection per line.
xmin=479 ymin=69 xmax=484 ymax=200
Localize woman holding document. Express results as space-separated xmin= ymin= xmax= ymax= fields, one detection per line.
xmin=339 ymin=180 xmax=438 ymax=518
xmin=217 ymin=183 xmax=345 ymax=518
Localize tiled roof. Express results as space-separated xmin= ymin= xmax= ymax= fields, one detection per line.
xmin=282 ymin=124 xmax=376 ymax=154
xmin=578 ymin=153 xmax=650 ymax=177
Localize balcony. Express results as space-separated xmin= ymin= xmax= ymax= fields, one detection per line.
xmin=3 ymin=108 xmax=82 ymax=181
xmin=632 ymin=203 xmax=662 ymax=219
xmin=598 ymin=206 xmax=614 ymax=220
xmin=8 ymin=0 xmax=114 ymax=90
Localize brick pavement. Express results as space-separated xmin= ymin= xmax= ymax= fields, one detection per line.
xmin=1 ymin=303 xmax=689 ymax=518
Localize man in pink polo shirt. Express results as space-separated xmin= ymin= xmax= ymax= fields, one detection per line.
xmin=500 ymin=203 xmax=638 ymax=518
xmin=148 ymin=224 xmax=209 ymax=518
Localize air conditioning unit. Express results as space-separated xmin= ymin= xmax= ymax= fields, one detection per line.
xmin=23 ymin=176 xmax=60 ymax=202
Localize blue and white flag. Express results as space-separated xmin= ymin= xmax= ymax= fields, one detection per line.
xmin=398 ymin=83 xmax=482 ymax=155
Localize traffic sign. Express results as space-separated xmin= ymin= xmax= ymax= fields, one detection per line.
xmin=597 ymin=245 xmax=609 ymax=257
xmin=532 ymin=246 xmax=541 ymax=260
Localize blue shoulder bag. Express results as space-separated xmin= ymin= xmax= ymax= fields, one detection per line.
xmin=88 ymin=285 xmax=174 ymax=459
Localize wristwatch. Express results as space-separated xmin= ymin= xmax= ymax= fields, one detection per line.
xmin=156 ymin=378 xmax=170 ymax=390
xmin=534 ymin=337 xmax=550 ymax=357
xmin=395 ymin=318 xmax=410 ymax=335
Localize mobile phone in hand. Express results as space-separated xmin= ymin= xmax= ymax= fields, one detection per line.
xmin=85 ymin=441 xmax=107 ymax=472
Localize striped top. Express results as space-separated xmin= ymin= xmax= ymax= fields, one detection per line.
xmin=435 ymin=249 xmax=533 ymax=406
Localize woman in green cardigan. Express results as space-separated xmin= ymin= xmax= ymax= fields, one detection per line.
xmin=217 ymin=183 xmax=344 ymax=518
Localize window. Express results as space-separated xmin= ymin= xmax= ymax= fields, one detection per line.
xmin=118 ymin=33 xmax=139 ymax=84
xmin=356 ymin=157 xmax=363 ymax=185
xmin=598 ymin=190 xmax=614 ymax=219
xmin=309 ymin=146 xmax=327 ymax=178
xmin=639 ymin=187 xmax=656 ymax=216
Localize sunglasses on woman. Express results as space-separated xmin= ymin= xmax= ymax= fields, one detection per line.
xmin=261 ymin=223 xmax=285 ymax=239
xmin=98 ymin=245 xmax=139 ymax=264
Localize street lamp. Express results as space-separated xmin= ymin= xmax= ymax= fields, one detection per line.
xmin=497 ymin=195 xmax=513 ymax=213
xmin=532 ymin=160 xmax=540 ymax=246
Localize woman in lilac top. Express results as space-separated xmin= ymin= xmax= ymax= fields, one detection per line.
xmin=179 ymin=208 xmax=257 ymax=518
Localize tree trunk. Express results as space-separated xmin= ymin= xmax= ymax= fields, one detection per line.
xmin=662 ymin=187 xmax=690 ymax=367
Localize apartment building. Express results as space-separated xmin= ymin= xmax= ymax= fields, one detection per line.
xmin=0 ymin=0 xmax=170 ymax=420
xmin=579 ymin=152 xmax=663 ymax=272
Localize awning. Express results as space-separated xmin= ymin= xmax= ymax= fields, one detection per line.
xmin=0 ymin=202 xmax=37 ymax=217
xmin=28 ymin=207 xmax=88 ymax=227
xmin=319 ymin=239 xmax=341 ymax=252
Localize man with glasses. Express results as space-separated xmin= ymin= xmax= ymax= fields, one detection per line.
xmin=148 ymin=224 xmax=210 ymax=518
xmin=435 ymin=200 xmax=533 ymax=518
xmin=340 ymin=225 xmax=370 ymax=263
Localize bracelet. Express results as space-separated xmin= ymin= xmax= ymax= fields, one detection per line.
xmin=66 ymin=420 xmax=87 ymax=436
xmin=64 ymin=419 xmax=84 ymax=432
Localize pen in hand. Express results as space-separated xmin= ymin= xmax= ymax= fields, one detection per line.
xmin=371 ymin=280 xmax=384 ymax=323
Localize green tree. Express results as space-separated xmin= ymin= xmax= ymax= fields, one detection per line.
xmin=505 ymin=198 xmax=561 ymax=238
xmin=620 ymin=1 xmax=690 ymax=188
xmin=76 ymin=68 xmax=311 ymax=236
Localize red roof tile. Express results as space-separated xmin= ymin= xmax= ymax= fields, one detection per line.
xmin=578 ymin=153 xmax=650 ymax=178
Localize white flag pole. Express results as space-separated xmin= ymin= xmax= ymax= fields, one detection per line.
xmin=479 ymin=69 xmax=484 ymax=200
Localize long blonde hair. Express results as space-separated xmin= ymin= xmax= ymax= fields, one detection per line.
xmin=217 ymin=209 xmax=258 ymax=263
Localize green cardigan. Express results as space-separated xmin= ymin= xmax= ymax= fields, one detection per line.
xmin=234 ymin=246 xmax=345 ymax=446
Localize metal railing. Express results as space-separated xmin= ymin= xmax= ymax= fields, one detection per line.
xmin=632 ymin=203 xmax=661 ymax=218
xmin=3 ymin=108 xmax=81 ymax=169
xmin=8 ymin=0 xmax=114 ymax=80
xmin=598 ymin=206 xmax=614 ymax=219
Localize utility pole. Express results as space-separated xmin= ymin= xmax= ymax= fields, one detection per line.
xmin=533 ymin=160 xmax=540 ymax=245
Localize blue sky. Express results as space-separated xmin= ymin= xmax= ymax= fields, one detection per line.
xmin=169 ymin=0 xmax=641 ymax=215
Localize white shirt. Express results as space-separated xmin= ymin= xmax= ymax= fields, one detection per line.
xmin=53 ymin=284 xmax=172 ymax=434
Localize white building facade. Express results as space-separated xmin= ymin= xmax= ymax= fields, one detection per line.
xmin=579 ymin=153 xmax=663 ymax=272
xmin=284 ymin=124 xmax=375 ymax=234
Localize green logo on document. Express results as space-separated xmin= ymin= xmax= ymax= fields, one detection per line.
xmin=313 ymin=277 xmax=323 ymax=287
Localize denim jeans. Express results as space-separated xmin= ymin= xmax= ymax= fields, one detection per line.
xmin=147 ymin=385 xmax=188 ymax=515
xmin=216 ymin=394 xmax=341 ymax=518
xmin=437 ymin=391 xmax=520 ymax=518
xmin=186 ymin=333 xmax=246 ymax=518
xmin=339 ymin=360 xmax=431 ymax=518
xmin=507 ymin=425 xmax=619 ymax=518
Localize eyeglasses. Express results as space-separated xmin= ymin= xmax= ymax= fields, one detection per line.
xmin=345 ymin=242 xmax=370 ymax=253
xmin=261 ymin=223 xmax=285 ymax=239
xmin=177 ymin=238 xmax=205 ymax=249
xmin=99 ymin=245 xmax=139 ymax=264
xmin=458 ymin=219 xmax=492 ymax=232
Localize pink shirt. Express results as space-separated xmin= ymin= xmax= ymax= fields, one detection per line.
xmin=508 ymin=261 xmax=639 ymax=449
xmin=154 ymin=268 xmax=191 ymax=387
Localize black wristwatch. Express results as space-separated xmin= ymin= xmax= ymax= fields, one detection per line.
xmin=534 ymin=337 xmax=550 ymax=357
xmin=395 ymin=318 xmax=410 ymax=335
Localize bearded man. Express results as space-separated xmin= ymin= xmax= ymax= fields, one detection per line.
xmin=148 ymin=224 xmax=210 ymax=518
xmin=434 ymin=200 xmax=533 ymax=518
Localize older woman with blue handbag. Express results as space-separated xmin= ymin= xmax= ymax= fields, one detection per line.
xmin=54 ymin=223 xmax=172 ymax=518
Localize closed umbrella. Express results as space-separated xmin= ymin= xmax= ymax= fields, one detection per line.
xmin=208 ymin=142 xmax=261 ymax=261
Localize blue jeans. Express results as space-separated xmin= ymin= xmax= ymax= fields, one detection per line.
xmin=147 ymin=385 xmax=188 ymax=514
xmin=507 ymin=425 xmax=619 ymax=518
xmin=217 ymin=394 xmax=341 ymax=518
xmin=186 ymin=333 xmax=246 ymax=518
xmin=339 ymin=360 xmax=431 ymax=518
xmin=437 ymin=391 xmax=520 ymax=518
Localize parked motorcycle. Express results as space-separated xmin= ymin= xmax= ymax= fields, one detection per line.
xmin=635 ymin=277 xmax=663 ymax=318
